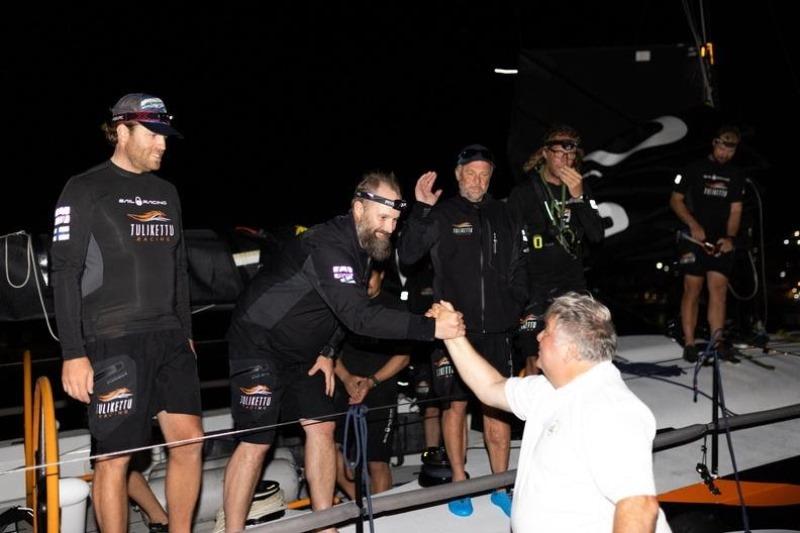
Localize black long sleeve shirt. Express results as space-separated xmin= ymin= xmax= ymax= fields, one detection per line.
xmin=51 ymin=161 xmax=192 ymax=359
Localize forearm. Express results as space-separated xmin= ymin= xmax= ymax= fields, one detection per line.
xmin=726 ymin=202 xmax=742 ymax=237
xmin=442 ymin=336 xmax=510 ymax=410
xmin=669 ymin=194 xmax=700 ymax=228
xmin=613 ymin=496 xmax=659 ymax=533
xmin=334 ymin=360 xmax=351 ymax=381
xmin=372 ymin=355 xmax=410 ymax=384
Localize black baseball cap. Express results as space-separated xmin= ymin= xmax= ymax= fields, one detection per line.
xmin=110 ymin=93 xmax=182 ymax=138
xmin=457 ymin=144 xmax=494 ymax=167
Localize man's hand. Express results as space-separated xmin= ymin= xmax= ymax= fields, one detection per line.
xmin=415 ymin=171 xmax=442 ymax=206
xmin=349 ymin=379 xmax=370 ymax=405
xmin=554 ymin=166 xmax=584 ymax=198
xmin=309 ymin=355 xmax=335 ymax=397
xmin=62 ymin=357 xmax=94 ymax=404
xmin=715 ymin=236 xmax=734 ymax=255
xmin=341 ymin=371 xmax=368 ymax=404
xmin=688 ymin=222 xmax=707 ymax=244
xmin=431 ymin=300 xmax=466 ymax=339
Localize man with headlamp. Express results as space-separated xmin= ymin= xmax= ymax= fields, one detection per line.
xmin=220 ymin=171 xmax=464 ymax=533
xmin=508 ymin=125 xmax=605 ymax=378
xmin=670 ymin=126 xmax=745 ymax=363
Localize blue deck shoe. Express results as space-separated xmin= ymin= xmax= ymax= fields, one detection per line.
xmin=447 ymin=497 xmax=473 ymax=517
xmin=490 ymin=489 xmax=512 ymax=517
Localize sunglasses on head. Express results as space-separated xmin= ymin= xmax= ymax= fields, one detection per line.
xmin=545 ymin=139 xmax=580 ymax=153
xmin=112 ymin=112 xmax=174 ymax=124
xmin=457 ymin=147 xmax=494 ymax=165
xmin=714 ymin=138 xmax=739 ymax=149
xmin=354 ymin=191 xmax=408 ymax=211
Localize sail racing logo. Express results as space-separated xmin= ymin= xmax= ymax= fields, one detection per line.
xmin=96 ymin=388 xmax=134 ymax=418
xmin=239 ymin=384 xmax=273 ymax=410
xmin=127 ymin=210 xmax=175 ymax=242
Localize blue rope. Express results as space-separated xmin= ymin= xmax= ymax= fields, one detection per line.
xmin=343 ymin=403 xmax=375 ymax=531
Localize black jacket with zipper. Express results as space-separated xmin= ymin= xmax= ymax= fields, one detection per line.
xmin=228 ymin=213 xmax=435 ymax=364
xmin=398 ymin=194 xmax=528 ymax=334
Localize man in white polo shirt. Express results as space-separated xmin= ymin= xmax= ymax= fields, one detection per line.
xmin=432 ymin=293 xmax=671 ymax=532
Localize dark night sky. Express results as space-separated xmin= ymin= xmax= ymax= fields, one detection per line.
xmin=2 ymin=3 xmax=797 ymax=235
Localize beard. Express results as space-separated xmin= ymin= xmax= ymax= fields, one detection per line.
xmin=357 ymin=222 xmax=392 ymax=261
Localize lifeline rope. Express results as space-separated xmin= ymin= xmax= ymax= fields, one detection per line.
xmin=0 ymin=394 xmax=455 ymax=477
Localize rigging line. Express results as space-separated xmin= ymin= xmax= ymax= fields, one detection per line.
xmin=3 ymin=232 xmax=31 ymax=288
xmin=681 ymin=0 xmax=715 ymax=107
xmin=698 ymin=0 xmax=708 ymax=46
xmin=2 ymin=231 xmax=59 ymax=341
xmin=1 ymin=393 xmax=465 ymax=477
xmin=766 ymin=0 xmax=800 ymax=97
xmin=714 ymin=354 xmax=752 ymax=531
xmin=745 ymin=178 xmax=768 ymax=328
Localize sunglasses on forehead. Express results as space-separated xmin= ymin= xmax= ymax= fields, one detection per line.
xmin=457 ymin=147 xmax=494 ymax=165
xmin=545 ymin=139 xmax=580 ymax=153
xmin=714 ymin=138 xmax=739 ymax=149
xmin=354 ymin=191 xmax=408 ymax=211
xmin=112 ymin=112 xmax=174 ymax=124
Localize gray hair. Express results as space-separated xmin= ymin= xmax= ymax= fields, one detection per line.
xmin=545 ymin=292 xmax=617 ymax=362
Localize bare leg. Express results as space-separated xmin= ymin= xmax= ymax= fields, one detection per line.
xmin=707 ymin=271 xmax=729 ymax=339
xmin=302 ymin=419 xmax=337 ymax=533
xmin=442 ymin=400 xmax=468 ymax=482
xmin=223 ymin=441 xmax=270 ymax=532
xmin=93 ymin=454 xmax=131 ymax=533
xmin=368 ymin=461 xmax=392 ymax=494
xmin=128 ymin=469 xmax=169 ymax=525
xmin=335 ymin=448 xmax=356 ymax=500
xmin=681 ymin=274 xmax=705 ymax=346
xmin=423 ymin=406 xmax=441 ymax=448
xmin=157 ymin=412 xmax=203 ymax=533
xmin=481 ymin=406 xmax=510 ymax=474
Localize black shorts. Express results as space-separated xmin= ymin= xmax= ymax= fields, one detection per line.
xmin=679 ymin=243 xmax=734 ymax=277
xmin=229 ymin=354 xmax=336 ymax=446
xmin=433 ymin=332 xmax=512 ymax=404
xmin=334 ymin=380 xmax=397 ymax=463
xmin=87 ymin=329 xmax=201 ymax=455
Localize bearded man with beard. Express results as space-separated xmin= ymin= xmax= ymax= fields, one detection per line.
xmin=221 ymin=171 xmax=465 ymax=532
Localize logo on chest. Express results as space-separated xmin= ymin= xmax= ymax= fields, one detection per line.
xmin=127 ymin=210 xmax=175 ymax=242
xmin=451 ymin=222 xmax=473 ymax=236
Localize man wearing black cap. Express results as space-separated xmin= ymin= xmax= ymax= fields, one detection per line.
xmin=398 ymin=146 xmax=528 ymax=517
xmin=52 ymin=93 xmax=203 ymax=532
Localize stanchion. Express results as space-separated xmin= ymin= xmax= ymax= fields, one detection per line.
xmin=23 ymin=349 xmax=34 ymax=507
